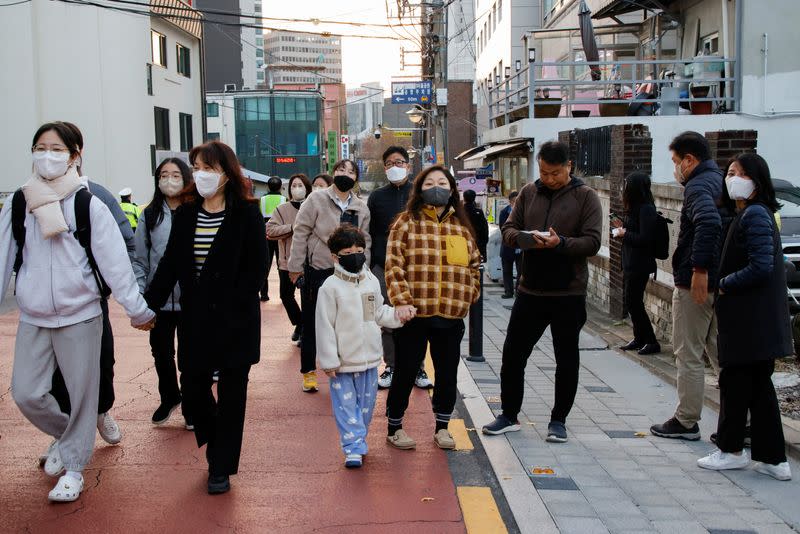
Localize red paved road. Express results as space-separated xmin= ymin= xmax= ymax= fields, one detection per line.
xmin=0 ymin=283 xmax=466 ymax=533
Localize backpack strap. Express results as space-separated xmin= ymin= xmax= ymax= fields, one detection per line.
xmin=73 ymin=188 xmax=112 ymax=298
xmin=11 ymin=189 xmax=26 ymax=273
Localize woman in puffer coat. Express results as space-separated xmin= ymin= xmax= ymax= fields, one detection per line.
xmin=697 ymin=153 xmax=793 ymax=481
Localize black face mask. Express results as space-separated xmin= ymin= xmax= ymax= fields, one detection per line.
xmin=421 ymin=186 xmax=451 ymax=207
xmin=334 ymin=175 xmax=356 ymax=192
xmin=338 ymin=252 xmax=366 ymax=274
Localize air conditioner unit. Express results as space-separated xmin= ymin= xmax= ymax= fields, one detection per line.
xmin=224 ymin=84 xmax=237 ymax=92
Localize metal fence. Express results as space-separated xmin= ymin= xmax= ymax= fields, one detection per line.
xmin=573 ymin=127 xmax=612 ymax=176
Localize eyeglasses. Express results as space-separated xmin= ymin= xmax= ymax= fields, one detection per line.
xmin=32 ymin=144 xmax=69 ymax=154
xmin=384 ymin=160 xmax=408 ymax=168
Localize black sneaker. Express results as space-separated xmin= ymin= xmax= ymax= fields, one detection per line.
xmin=482 ymin=414 xmax=521 ymax=435
xmin=638 ymin=343 xmax=661 ymax=355
xmin=501 ymin=293 xmax=514 ymax=299
xmin=212 ymin=370 xmax=220 ymax=382
xmin=620 ymin=339 xmax=644 ymax=351
xmin=207 ymin=474 xmax=230 ymax=495
xmin=546 ymin=421 xmax=568 ymax=443
xmin=151 ymin=400 xmax=181 ymax=425
xmin=650 ymin=417 xmax=701 ymax=440
xmin=291 ymin=325 xmax=302 ymax=342
xmin=378 ymin=368 xmax=393 ymax=389
xmin=184 ymin=416 xmax=194 ymax=431
xmin=415 ymin=369 xmax=433 ymax=389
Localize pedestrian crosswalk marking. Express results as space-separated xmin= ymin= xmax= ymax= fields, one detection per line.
xmin=457 ymin=486 xmax=508 ymax=534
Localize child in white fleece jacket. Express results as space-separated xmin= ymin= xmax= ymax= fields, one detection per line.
xmin=315 ymin=224 xmax=414 ymax=468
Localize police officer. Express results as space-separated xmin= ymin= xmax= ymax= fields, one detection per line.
xmin=119 ymin=187 xmax=141 ymax=231
xmin=259 ymin=176 xmax=286 ymax=301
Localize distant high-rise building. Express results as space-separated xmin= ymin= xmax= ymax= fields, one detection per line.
xmin=194 ymin=0 xmax=264 ymax=91
xmin=263 ymin=30 xmax=342 ymax=85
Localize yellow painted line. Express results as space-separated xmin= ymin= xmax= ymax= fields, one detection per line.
xmin=457 ymin=486 xmax=508 ymax=534
xmin=425 ymin=345 xmax=434 ymax=398
xmin=449 ymin=418 xmax=474 ymax=451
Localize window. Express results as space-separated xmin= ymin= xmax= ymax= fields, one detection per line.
xmin=492 ymin=5 xmax=497 ymax=31
xmin=206 ymin=102 xmax=219 ymax=117
xmin=176 ymin=43 xmax=191 ymax=77
xmin=146 ymin=64 xmax=153 ymax=95
xmin=488 ymin=14 xmax=492 ymax=38
xmin=207 ymin=132 xmax=220 ymax=141
xmin=154 ymin=107 xmax=170 ymax=150
xmin=179 ymin=113 xmax=193 ymax=152
xmin=257 ymin=70 xmax=265 ymax=81
xmin=700 ymin=32 xmax=720 ymax=55
xmin=498 ymin=0 xmax=502 ymax=21
xmin=151 ymin=30 xmax=167 ymax=67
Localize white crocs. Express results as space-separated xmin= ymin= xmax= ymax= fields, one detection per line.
xmin=48 ymin=473 xmax=84 ymax=503
xmin=44 ymin=443 xmax=65 ymax=477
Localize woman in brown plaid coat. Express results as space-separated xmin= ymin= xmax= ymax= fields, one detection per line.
xmin=384 ymin=165 xmax=482 ymax=451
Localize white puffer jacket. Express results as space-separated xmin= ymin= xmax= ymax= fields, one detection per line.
xmin=315 ymin=265 xmax=402 ymax=373
xmin=0 ymin=187 xmax=155 ymax=328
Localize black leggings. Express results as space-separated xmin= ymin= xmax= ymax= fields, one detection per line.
xmin=279 ymin=269 xmax=302 ymax=326
xmin=149 ymin=310 xmax=189 ymax=414
xmin=500 ymin=293 xmax=586 ymax=423
xmin=299 ymin=266 xmax=334 ymax=374
xmin=624 ymin=271 xmax=657 ymax=344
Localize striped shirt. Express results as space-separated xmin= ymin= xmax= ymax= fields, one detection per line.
xmin=194 ymin=208 xmax=226 ymax=274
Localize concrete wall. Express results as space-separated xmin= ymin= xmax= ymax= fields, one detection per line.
xmin=0 ymin=1 xmax=201 ymax=204
xmin=481 ymin=113 xmax=799 ymax=183
xmin=194 ymin=0 xmax=243 ymax=92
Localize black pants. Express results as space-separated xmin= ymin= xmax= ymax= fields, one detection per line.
xmin=717 ymin=360 xmax=786 ymax=464
xmin=299 ymin=266 xmax=334 ymax=374
xmin=184 ymin=365 xmax=252 ymax=476
xmin=52 ymin=298 xmax=114 ymax=414
xmin=501 ymin=255 xmax=521 ymax=296
xmin=150 ymin=310 xmax=190 ymax=415
xmin=260 ymin=238 xmax=279 ymax=299
xmin=624 ymin=271 xmax=657 ymax=344
xmin=386 ymin=317 xmax=465 ymax=425
xmin=278 ymin=269 xmax=302 ymax=326
xmin=500 ymin=293 xmax=587 ymax=423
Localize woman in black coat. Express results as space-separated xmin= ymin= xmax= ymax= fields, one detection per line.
xmin=145 ymin=141 xmax=267 ymax=494
xmin=612 ymin=172 xmax=660 ymax=355
xmin=696 ymin=153 xmax=793 ymax=480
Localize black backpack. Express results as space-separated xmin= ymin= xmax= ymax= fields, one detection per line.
xmin=11 ymin=187 xmax=111 ymax=298
xmin=653 ymin=211 xmax=673 ymax=260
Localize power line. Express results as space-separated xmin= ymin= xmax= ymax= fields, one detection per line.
xmin=0 ymin=0 xmax=31 ymax=5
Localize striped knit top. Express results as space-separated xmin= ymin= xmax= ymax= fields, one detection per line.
xmin=194 ymin=208 xmax=226 ymax=273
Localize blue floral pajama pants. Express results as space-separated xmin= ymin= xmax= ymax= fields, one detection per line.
xmin=329 ymin=367 xmax=379 ymax=456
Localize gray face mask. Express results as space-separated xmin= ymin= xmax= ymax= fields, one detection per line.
xmin=421 ymin=186 xmax=451 ymax=207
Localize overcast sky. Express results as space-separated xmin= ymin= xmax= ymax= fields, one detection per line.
xmin=264 ymin=0 xmax=420 ymax=93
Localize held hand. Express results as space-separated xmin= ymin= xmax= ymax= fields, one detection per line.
xmin=395 ymin=305 xmax=416 ymax=323
xmin=690 ymin=271 xmax=709 ymax=305
xmin=289 ymin=271 xmax=302 ymax=284
xmin=611 ymin=218 xmax=623 ymax=229
xmin=132 ymin=317 xmax=156 ymax=331
xmin=325 ymin=370 xmax=337 ymax=378
xmin=533 ymin=227 xmax=561 ymax=249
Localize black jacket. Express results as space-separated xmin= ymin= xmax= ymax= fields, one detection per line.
xmin=622 ymin=203 xmax=658 ymax=274
xmin=465 ymin=201 xmax=489 ymax=259
xmin=498 ymin=204 xmax=518 ymax=261
xmin=671 ymin=159 xmax=724 ymax=289
xmin=144 ymin=196 xmax=267 ymax=370
xmin=367 ymin=181 xmax=413 ymax=268
xmin=716 ymin=203 xmax=793 ymax=366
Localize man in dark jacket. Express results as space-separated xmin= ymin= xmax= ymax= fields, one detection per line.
xmin=650 ymin=131 xmax=723 ymax=441
xmin=367 ymin=146 xmax=430 ymax=390
xmin=482 ymin=141 xmax=602 ymax=443
xmin=463 ymin=189 xmax=489 ymax=260
xmin=499 ymin=190 xmax=520 ymax=298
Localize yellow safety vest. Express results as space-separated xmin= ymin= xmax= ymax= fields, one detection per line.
xmin=260 ymin=194 xmax=286 ymax=218
xmin=120 ymin=202 xmax=141 ymax=230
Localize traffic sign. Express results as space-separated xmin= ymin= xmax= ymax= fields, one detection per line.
xmin=391 ymin=81 xmax=433 ymax=104
xmin=340 ymin=134 xmax=350 ymax=160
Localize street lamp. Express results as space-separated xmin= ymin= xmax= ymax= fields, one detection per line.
xmin=406 ymin=106 xmax=426 ymax=125
xmin=505 ymin=66 xmax=511 ymax=78
xmin=515 ymin=59 xmax=522 ymax=72
xmin=407 ymin=147 xmax=418 ymax=159
xmin=528 ymin=47 xmax=536 ymax=63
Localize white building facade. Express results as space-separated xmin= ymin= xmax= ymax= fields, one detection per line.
xmin=263 ymin=30 xmax=343 ymax=85
xmin=0 ymin=0 xmax=204 ymax=203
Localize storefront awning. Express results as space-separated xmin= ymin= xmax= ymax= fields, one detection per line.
xmin=461 ymin=141 xmax=530 ymax=170
xmin=592 ymin=0 xmax=677 ymax=19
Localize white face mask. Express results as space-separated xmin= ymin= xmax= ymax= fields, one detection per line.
xmin=291 ymin=186 xmax=307 ymax=201
xmin=159 ymin=177 xmax=184 ymax=198
xmin=193 ymin=170 xmax=224 ymax=198
xmin=725 ymin=175 xmax=756 ymax=200
xmin=33 ymin=151 xmax=71 ymax=181
xmin=386 ymin=165 xmax=408 ymax=183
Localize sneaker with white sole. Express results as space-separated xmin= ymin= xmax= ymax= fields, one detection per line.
xmin=48 ymin=473 xmax=84 ymax=503
xmin=345 ymin=453 xmax=363 ymax=468
xmin=377 ymin=368 xmax=393 ymax=389
xmin=97 ymin=412 xmax=121 ymax=444
xmin=482 ymin=414 xmax=521 ymax=435
xmin=697 ymin=449 xmax=750 ymax=471
xmin=44 ymin=443 xmax=64 ymax=477
xmin=414 ymin=369 xmax=433 ymax=389
xmin=546 ymin=421 xmax=568 ymax=443
xmin=754 ymin=461 xmax=792 ymax=481
xmin=39 ymin=440 xmax=57 ymax=468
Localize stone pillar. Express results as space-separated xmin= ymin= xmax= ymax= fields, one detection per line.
xmin=705 ymin=129 xmax=758 ymax=171
xmin=608 ymin=124 xmax=653 ymax=319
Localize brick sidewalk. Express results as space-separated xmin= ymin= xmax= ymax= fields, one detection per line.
xmin=460 ymin=282 xmax=800 ymax=534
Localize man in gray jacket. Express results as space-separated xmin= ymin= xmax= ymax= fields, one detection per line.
xmin=482 ymin=141 xmax=602 ymax=443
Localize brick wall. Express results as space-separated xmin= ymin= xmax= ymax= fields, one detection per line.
xmin=705 ymin=129 xmax=758 ymax=172
xmin=446 ymin=81 xmax=477 ymax=174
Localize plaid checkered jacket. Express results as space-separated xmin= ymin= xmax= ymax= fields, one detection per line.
xmin=385 ymin=207 xmax=481 ymax=319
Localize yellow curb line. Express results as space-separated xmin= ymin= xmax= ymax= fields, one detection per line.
xmin=457 ymin=486 xmax=508 ymax=534
xmin=448 ymin=418 xmax=474 ymax=451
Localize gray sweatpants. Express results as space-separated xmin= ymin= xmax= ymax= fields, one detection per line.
xmin=12 ymin=316 xmax=102 ymax=472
